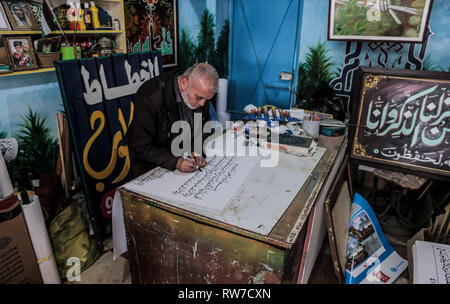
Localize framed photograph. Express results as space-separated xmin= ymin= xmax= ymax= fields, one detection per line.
xmin=0 ymin=2 xmax=11 ymax=30
xmin=29 ymin=1 xmax=42 ymax=25
xmin=348 ymin=66 xmax=450 ymax=178
xmin=0 ymin=37 xmax=13 ymax=72
xmin=4 ymin=36 xmax=38 ymax=71
xmin=35 ymin=36 xmax=61 ymax=53
xmin=328 ymin=0 xmax=434 ymax=43
xmin=2 ymin=1 xmax=40 ymax=31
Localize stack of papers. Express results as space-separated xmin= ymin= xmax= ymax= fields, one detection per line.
xmin=412 ymin=241 xmax=450 ymax=284
xmin=263 ymin=134 xmax=317 ymax=157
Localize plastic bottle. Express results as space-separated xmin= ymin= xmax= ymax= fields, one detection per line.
xmin=76 ymin=3 xmax=86 ymax=31
xmin=67 ymin=2 xmax=78 ymax=30
xmin=89 ymin=1 xmax=100 ymax=29
xmin=83 ymin=3 xmax=92 ymax=30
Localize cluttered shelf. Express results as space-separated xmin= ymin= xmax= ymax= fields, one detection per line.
xmin=0 ymin=1 xmax=126 ymax=74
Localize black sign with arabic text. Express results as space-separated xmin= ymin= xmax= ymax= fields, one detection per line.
xmin=350 ymin=67 xmax=450 ymax=177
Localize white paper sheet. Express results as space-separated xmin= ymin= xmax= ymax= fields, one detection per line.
xmin=0 ymin=153 xmax=14 ymax=198
xmin=413 ymin=241 xmax=450 ymax=284
xmin=112 ymin=191 xmax=127 ymax=260
xmin=21 ymin=195 xmax=61 ymax=284
xmin=123 ymin=155 xmax=259 ymax=212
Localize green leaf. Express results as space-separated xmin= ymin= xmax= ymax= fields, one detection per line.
xmin=196 ymin=9 xmax=216 ymax=63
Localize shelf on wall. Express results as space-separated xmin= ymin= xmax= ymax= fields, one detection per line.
xmin=0 ymin=67 xmax=55 ymax=77
xmin=50 ymin=30 xmax=123 ymax=35
xmin=0 ymin=31 xmax=42 ymax=35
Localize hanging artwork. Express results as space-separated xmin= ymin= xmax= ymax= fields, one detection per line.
xmin=349 ymin=66 xmax=450 ymax=177
xmin=328 ymin=0 xmax=434 ymax=43
xmin=125 ymin=0 xmax=178 ymax=68
xmin=54 ymin=52 xmax=163 ymax=240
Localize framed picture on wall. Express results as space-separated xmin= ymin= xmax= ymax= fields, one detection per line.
xmin=35 ymin=36 xmax=61 ymax=53
xmin=2 ymin=1 xmax=40 ymax=31
xmin=29 ymin=1 xmax=42 ymax=25
xmin=4 ymin=36 xmax=38 ymax=71
xmin=328 ymin=0 xmax=434 ymax=43
xmin=0 ymin=2 xmax=11 ymax=30
xmin=125 ymin=0 xmax=178 ymax=68
xmin=348 ymin=66 xmax=450 ymax=178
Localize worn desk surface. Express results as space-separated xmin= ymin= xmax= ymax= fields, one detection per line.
xmin=120 ymin=134 xmax=345 ymax=249
xmin=119 ymin=134 xmax=346 ymax=283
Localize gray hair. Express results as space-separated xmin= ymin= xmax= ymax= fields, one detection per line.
xmin=182 ymin=63 xmax=219 ymax=92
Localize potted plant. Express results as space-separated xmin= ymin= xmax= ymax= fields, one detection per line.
xmin=296 ymin=40 xmax=345 ymax=121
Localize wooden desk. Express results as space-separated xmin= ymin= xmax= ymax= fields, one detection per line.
xmin=119 ymin=135 xmax=346 ymax=284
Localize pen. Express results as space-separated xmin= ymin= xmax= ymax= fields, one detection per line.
xmin=181 ymin=153 xmax=202 ymax=172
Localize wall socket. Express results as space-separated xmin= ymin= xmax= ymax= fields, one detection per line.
xmin=280 ymin=72 xmax=293 ymax=81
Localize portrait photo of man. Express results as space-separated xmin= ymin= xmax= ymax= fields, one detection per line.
xmin=2 ymin=1 xmax=39 ymax=30
xmin=12 ymin=40 xmax=30 ymax=67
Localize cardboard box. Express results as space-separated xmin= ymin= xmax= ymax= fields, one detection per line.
xmin=0 ymin=195 xmax=42 ymax=284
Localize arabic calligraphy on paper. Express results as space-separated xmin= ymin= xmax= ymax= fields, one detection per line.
xmin=125 ymin=156 xmax=258 ymax=212
xmin=354 ymin=75 xmax=450 ymax=172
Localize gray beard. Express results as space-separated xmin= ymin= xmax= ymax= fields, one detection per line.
xmin=180 ymin=91 xmax=196 ymax=109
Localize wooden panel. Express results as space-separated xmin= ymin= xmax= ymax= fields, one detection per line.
xmin=324 ymin=156 xmax=349 ymax=283
xmin=122 ymin=192 xmax=285 ymax=284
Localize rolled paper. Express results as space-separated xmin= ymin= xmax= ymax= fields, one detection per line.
xmin=0 ymin=138 xmax=18 ymax=161
xmin=0 ymin=153 xmax=13 ymax=198
xmin=21 ymin=195 xmax=61 ymax=284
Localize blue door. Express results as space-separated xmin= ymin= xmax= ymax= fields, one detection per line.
xmin=228 ymin=0 xmax=302 ymax=116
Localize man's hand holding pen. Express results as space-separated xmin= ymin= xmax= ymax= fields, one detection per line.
xmin=176 ymin=152 xmax=208 ymax=173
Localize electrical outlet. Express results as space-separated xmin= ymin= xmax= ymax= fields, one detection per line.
xmin=280 ymin=72 xmax=293 ymax=81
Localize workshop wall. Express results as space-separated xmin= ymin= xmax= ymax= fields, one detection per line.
xmin=1 ymin=0 xmax=448 ymax=138
xmin=297 ymin=0 xmax=450 ymax=108
xmin=0 ymin=72 xmax=62 ymax=139
xmin=178 ymin=0 xmax=229 ymax=43
xmin=1 ymin=0 xmax=231 ymax=139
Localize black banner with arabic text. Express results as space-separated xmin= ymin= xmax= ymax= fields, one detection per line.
xmin=54 ymin=52 xmax=163 ymax=237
